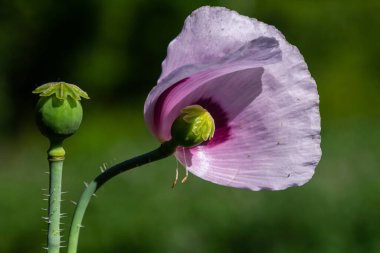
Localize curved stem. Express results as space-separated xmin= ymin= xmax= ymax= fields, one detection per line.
xmin=47 ymin=140 xmax=65 ymax=253
xmin=67 ymin=141 xmax=176 ymax=253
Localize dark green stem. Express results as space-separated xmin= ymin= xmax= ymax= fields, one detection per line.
xmin=47 ymin=140 xmax=65 ymax=253
xmin=67 ymin=141 xmax=176 ymax=253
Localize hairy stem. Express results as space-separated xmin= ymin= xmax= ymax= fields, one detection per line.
xmin=67 ymin=141 xmax=176 ymax=253
xmin=47 ymin=140 xmax=65 ymax=253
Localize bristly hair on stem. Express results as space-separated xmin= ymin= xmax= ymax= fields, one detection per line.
xmin=46 ymin=158 xmax=64 ymax=253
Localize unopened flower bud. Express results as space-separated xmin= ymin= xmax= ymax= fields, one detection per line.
xmin=171 ymin=105 xmax=215 ymax=147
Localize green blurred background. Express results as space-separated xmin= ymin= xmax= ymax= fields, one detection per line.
xmin=1 ymin=0 xmax=379 ymax=252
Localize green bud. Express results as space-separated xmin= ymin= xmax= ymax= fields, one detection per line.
xmin=33 ymin=82 xmax=89 ymax=142
xmin=171 ymin=105 xmax=215 ymax=147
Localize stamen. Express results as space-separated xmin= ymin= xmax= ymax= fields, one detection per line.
xmin=181 ymin=167 xmax=188 ymax=184
xmin=171 ymin=160 xmax=179 ymax=188
xmin=181 ymin=147 xmax=189 ymax=184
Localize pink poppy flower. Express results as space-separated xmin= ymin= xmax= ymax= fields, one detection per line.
xmin=144 ymin=6 xmax=321 ymax=190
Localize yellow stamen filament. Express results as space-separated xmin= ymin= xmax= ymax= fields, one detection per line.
xmin=181 ymin=167 xmax=188 ymax=184
xmin=181 ymin=147 xmax=189 ymax=184
xmin=171 ymin=160 xmax=179 ymax=188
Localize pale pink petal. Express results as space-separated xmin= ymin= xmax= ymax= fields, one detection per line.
xmin=144 ymin=6 xmax=321 ymax=190
xmin=175 ymin=64 xmax=321 ymax=190
xmin=145 ymin=37 xmax=281 ymax=140
xmin=160 ymin=6 xmax=280 ymax=82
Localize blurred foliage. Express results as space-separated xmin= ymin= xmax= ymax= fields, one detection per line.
xmin=0 ymin=0 xmax=379 ymax=252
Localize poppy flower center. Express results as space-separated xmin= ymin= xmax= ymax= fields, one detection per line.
xmin=170 ymin=105 xmax=215 ymax=147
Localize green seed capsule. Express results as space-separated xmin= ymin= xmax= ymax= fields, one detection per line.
xmin=36 ymin=96 xmax=83 ymax=140
xmin=33 ymin=82 xmax=89 ymax=142
xmin=171 ymin=105 xmax=215 ymax=147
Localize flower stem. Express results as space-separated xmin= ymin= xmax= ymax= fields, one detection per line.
xmin=47 ymin=140 xmax=65 ymax=253
xmin=67 ymin=141 xmax=176 ymax=253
